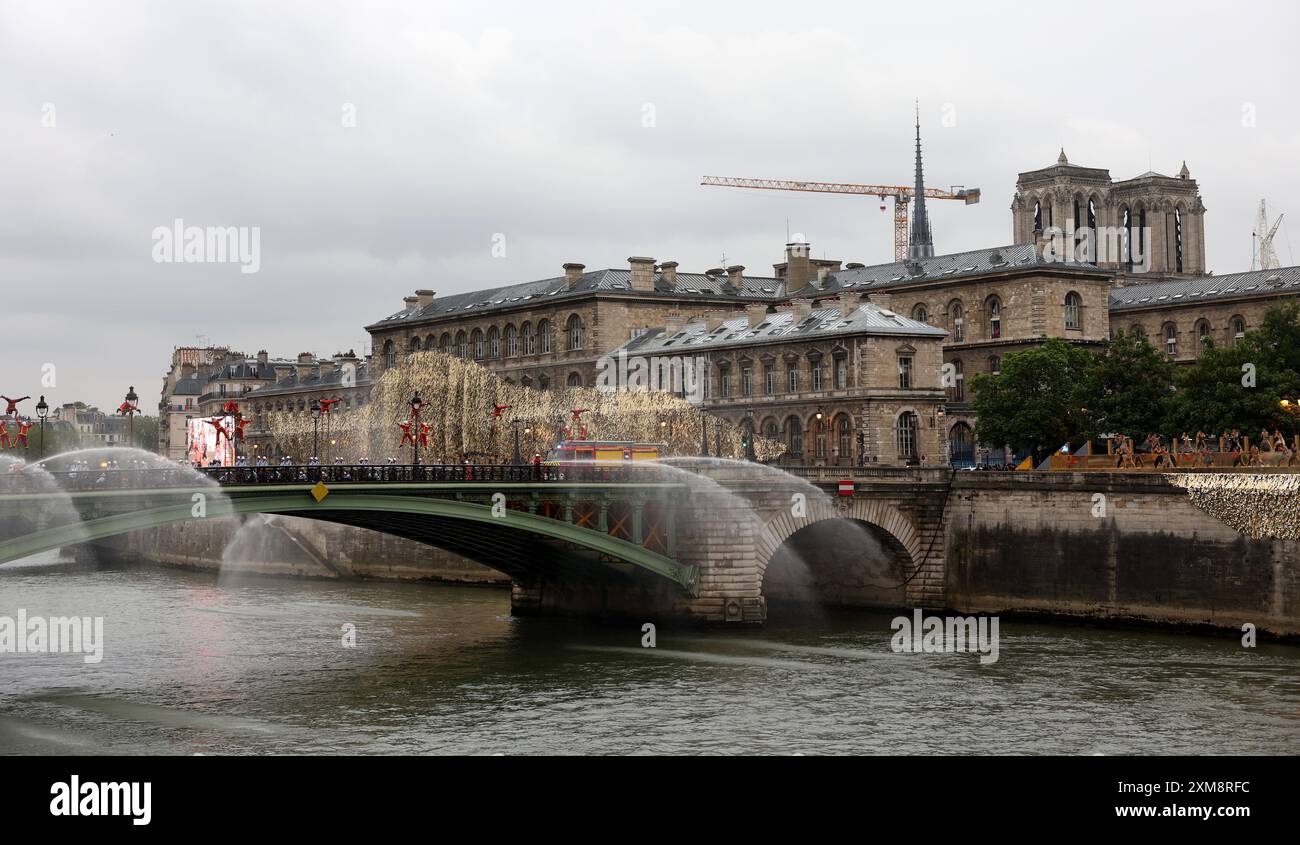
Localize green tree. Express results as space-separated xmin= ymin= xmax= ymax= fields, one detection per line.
xmin=1079 ymin=330 xmax=1175 ymax=438
xmin=1164 ymin=303 xmax=1300 ymax=438
xmin=969 ymin=337 xmax=1096 ymax=461
xmin=130 ymin=415 xmax=160 ymax=452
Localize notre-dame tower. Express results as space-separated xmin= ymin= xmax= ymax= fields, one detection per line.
xmin=1011 ymin=150 xmax=1206 ymax=280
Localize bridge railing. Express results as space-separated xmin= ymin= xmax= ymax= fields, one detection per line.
xmin=1 ymin=464 xmax=653 ymax=493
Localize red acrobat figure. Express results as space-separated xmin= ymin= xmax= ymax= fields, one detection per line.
xmin=399 ymin=420 xmax=414 ymax=446
xmin=220 ymin=400 xmax=240 ymax=416
xmin=15 ymin=420 xmax=33 ymax=449
xmin=490 ymin=403 xmax=511 ymax=419
xmin=233 ymin=413 xmax=251 ymax=442
xmin=417 ymin=422 xmax=431 ymax=449
xmin=565 ymin=408 xmax=590 ymax=440
xmin=319 ymin=398 xmax=341 ymax=416
xmin=117 ymin=399 xmax=138 ymax=416
xmin=1 ymin=396 xmax=29 ymax=416
xmin=205 ymin=417 xmax=231 ymax=444
xmin=0 ymin=422 xmax=11 ymax=449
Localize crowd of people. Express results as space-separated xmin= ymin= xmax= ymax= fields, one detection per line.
xmin=1109 ymin=429 xmax=1298 ymax=469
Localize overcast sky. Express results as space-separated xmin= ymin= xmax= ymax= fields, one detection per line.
xmin=3 ymin=0 xmax=1298 ymax=412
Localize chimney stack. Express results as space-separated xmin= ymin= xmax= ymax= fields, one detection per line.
xmin=868 ymin=292 xmax=893 ymax=311
xmin=563 ymin=263 xmax=585 ymax=288
xmin=415 ymin=289 xmax=435 ymax=308
xmin=785 ymin=241 xmax=812 ymax=291
xmin=746 ymin=303 xmax=769 ymax=327
xmin=703 ymin=310 xmax=729 ymax=332
xmin=839 ymin=292 xmax=864 ymax=316
xmin=664 ymin=310 xmax=684 ymax=334
xmin=318 ymin=359 xmax=336 ymax=379
xmin=659 ymin=261 xmax=678 ymax=286
xmin=792 ymin=297 xmax=814 ymax=323
xmin=256 ymin=350 xmax=268 ymax=365
xmin=726 ymin=264 xmax=745 ymax=290
xmin=403 ymin=295 xmax=419 ymax=310
xmin=629 ymin=256 xmax=656 ymax=291
xmin=274 ymin=364 xmax=293 ymax=383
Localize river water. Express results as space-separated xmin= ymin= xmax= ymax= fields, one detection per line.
xmin=1 ymin=551 xmax=1298 ymax=755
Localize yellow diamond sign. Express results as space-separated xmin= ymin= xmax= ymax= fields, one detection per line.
xmin=310 ymin=481 xmax=330 ymax=502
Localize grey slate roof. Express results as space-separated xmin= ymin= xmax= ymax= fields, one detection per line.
xmin=616 ymin=303 xmax=946 ymax=357
xmin=244 ymin=363 xmax=373 ymax=397
xmin=804 ymin=243 xmax=1051 ymax=297
xmin=367 ymin=268 xmax=787 ymax=329
xmin=1108 ymin=265 xmax=1300 ymax=311
xmin=171 ymin=374 xmax=206 ymax=396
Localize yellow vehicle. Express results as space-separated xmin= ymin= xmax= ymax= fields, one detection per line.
xmin=544 ymin=440 xmax=664 ymax=464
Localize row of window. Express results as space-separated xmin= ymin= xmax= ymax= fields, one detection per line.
xmin=1125 ymin=316 xmax=1247 ymax=356
xmin=1029 ymin=198 xmax=1186 ymax=272
xmin=710 ymin=359 xmax=851 ymax=399
xmin=753 ymin=411 xmax=921 ymax=460
xmin=382 ymin=316 xmax=587 ymax=367
xmin=909 ymin=292 xmax=1084 ymax=341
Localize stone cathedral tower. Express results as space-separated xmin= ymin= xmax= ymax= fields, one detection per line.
xmin=1011 ymin=151 xmax=1207 ymax=280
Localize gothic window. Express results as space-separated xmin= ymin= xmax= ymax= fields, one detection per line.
xmin=912 ymin=303 xmax=928 ymax=323
xmin=383 ymin=340 xmax=395 ymax=368
xmin=567 ymin=372 xmax=583 ymax=388
xmin=1195 ymin=319 xmax=1212 ymax=354
xmin=409 ymin=336 xmax=421 ymax=352
xmin=488 ymin=327 xmax=500 ymax=358
xmin=441 ymin=333 xmax=452 ymax=355
xmin=1064 ymin=291 xmax=1082 ymax=330
xmin=1232 ymin=316 xmax=1246 ymax=344
xmin=456 ymin=331 xmax=467 ymax=358
xmin=1163 ymin=322 xmax=1178 ymax=357
xmin=1174 ymin=208 xmax=1184 ymax=273
xmin=987 ymin=297 xmax=1001 ymax=339
xmin=538 ymin=319 xmax=552 ymax=354
xmin=950 ymin=300 xmax=964 ymax=342
xmin=472 ymin=329 xmax=485 ymax=359
xmin=505 ymin=325 xmax=518 ymax=357
xmin=522 ymin=322 xmax=535 ymax=355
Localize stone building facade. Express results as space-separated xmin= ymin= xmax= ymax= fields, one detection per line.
xmin=241 ymin=351 xmax=374 ymax=459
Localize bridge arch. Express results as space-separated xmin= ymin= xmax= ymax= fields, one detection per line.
xmin=0 ymin=491 xmax=696 ymax=590
xmin=756 ymin=497 xmax=925 ymax=580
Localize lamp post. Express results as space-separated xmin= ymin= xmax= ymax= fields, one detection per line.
xmin=408 ymin=392 xmax=424 ymax=465
xmin=699 ymin=406 xmax=708 ymax=457
xmin=35 ymin=395 xmax=48 ymax=460
xmin=744 ymin=405 xmax=756 ymax=461
xmin=511 ymin=418 xmax=524 ymax=464
xmin=123 ymin=386 xmax=139 ymax=449
xmin=310 ymin=399 xmax=321 ymax=461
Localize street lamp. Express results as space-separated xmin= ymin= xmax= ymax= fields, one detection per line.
xmin=744 ymin=405 xmax=756 ymax=462
xmin=35 ymin=395 xmax=48 ymax=460
xmin=510 ymin=418 xmax=524 ymax=464
xmin=123 ymin=385 xmax=139 ymax=449
xmin=310 ymin=399 xmax=321 ymax=461
xmin=699 ymin=406 xmax=708 ymax=457
xmin=408 ymin=392 xmax=424 ymax=465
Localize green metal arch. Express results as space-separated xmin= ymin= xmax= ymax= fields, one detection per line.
xmin=0 ymin=493 xmax=697 ymax=589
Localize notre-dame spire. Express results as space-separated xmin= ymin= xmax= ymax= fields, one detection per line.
xmin=908 ymin=102 xmax=935 ymax=259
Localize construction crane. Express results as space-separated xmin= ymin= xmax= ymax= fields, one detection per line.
xmin=700 ymin=176 xmax=980 ymax=262
xmin=1253 ymin=199 xmax=1284 ymax=271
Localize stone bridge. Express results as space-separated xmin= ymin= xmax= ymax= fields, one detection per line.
xmin=1 ymin=464 xmax=1295 ymax=633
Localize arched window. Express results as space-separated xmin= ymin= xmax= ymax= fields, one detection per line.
xmin=989 ymin=355 xmax=1001 ymax=375
xmin=1122 ymin=207 xmax=1133 ymax=268
xmin=383 ymin=339 xmax=395 ymax=368
xmin=538 ymin=319 xmax=552 ymax=354
xmin=566 ymin=372 xmax=583 ymax=388
xmin=1195 ymin=319 xmax=1212 ymax=354
xmin=1174 ymin=207 xmax=1184 ymax=273
xmin=1163 ymin=322 xmax=1178 ymax=357
xmin=986 ymin=296 xmax=1001 ymax=339
xmin=409 ymin=336 xmax=421 ymax=353
xmin=812 ymin=413 xmax=828 ymax=459
xmin=1064 ymin=291 xmax=1082 ymax=330
xmin=896 ymin=411 xmax=919 ymax=462
xmin=950 ymin=422 xmax=974 ymax=467
xmin=1032 ymin=199 xmax=1043 ymax=232
xmin=1232 ymin=316 xmax=1246 ymax=345
xmin=472 ymin=329 xmax=485 ymax=359
xmin=912 ymin=303 xmax=928 ymax=323
xmin=441 ymin=333 xmax=452 ymax=355
xmin=505 ymin=325 xmax=517 ymax=357
xmin=522 ymin=322 xmax=535 ymax=355
xmin=762 ymin=417 xmax=778 ymax=439
xmin=456 ymin=331 xmax=467 ymax=358
xmin=487 ymin=327 xmax=500 ymax=358
xmin=566 ymin=315 xmax=584 ymax=351
xmin=1138 ymin=208 xmax=1147 ymax=266
xmin=837 ymin=414 xmax=853 ymax=463
xmin=786 ymin=416 xmax=803 ymax=456
xmin=948 ymin=359 xmax=964 ymax=402
xmin=949 ymin=300 xmax=964 ymax=342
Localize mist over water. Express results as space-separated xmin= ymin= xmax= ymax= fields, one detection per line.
xmin=3 ymin=550 xmax=1297 ymax=755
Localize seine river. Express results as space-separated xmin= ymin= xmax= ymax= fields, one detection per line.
xmin=2 ymin=551 xmax=1298 ymax=755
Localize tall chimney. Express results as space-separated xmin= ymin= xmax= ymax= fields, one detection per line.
xmin=318 ymin=359 xmax=336 ymax=379
xmin=785 ymin=242 xmax=812 ymax=291
xmin=659 ymin=261 xmax=678 ymax=286
xmin=702 ymin=310 xmax=729 ymax=332
xmin=792 ymin=297 xmax=814 ymax=323
xmin=664 ymin=310 xmax=684 ymax=334
xmin=839 ymin=292 xmax=864 ymax=316
xmin=868 ymin=292 xmax=893 ymax=311
xmin=629 ymin=256 xmax=656 ymax=291
xmin=256 ymin=350 xmax=268 ymax=365
xmin=415 ymin=289 xmax=435 ymax=308
xmin=726 ymin=264 xmax=745 ymax=290
xmin=564 ymin=263 xmax=585 ymax=288
xmin=403 ymin=295 xmax=419 ymax=310
xmin=746 ymin=303 xmax=769 ymax=327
